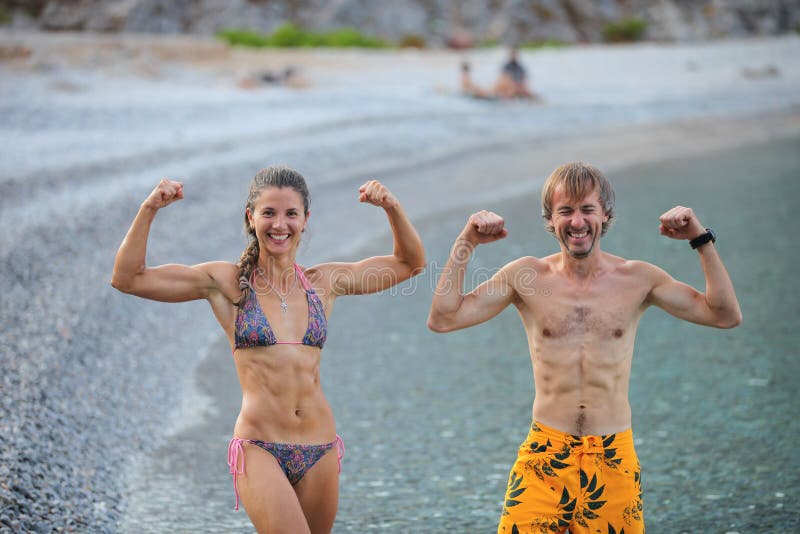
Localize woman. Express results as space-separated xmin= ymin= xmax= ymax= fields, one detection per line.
xmin=111 ymin=166 xmax=426 ymax=533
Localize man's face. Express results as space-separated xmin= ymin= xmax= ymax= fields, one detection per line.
xmin=549 ymin=185 xmax=609 ymax=259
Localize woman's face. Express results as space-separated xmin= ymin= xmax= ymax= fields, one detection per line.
xmin=247 ymin=186 xmax=308 ymax=257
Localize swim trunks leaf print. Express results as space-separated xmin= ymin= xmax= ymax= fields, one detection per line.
xmin=574 ymin=470 xmax=607 ymax=527
xmin=497 ymin=422 xmax=644 ymax=533
xmin=505 ymin=471 xmax=527 ymax=508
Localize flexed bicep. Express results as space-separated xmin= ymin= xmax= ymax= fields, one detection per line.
xmin=114 ymin=262 xmax=221 ymax=303
xmin=429 ymin=264 xmax=517 ymax=333
xmin=315 ymin=256 xmax=415 ymax=296
xmin=646 ymin=264 xmax=737 ymax=328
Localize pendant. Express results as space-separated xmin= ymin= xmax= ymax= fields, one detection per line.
xmin=280 ymin=300 xmax=288 ymax=313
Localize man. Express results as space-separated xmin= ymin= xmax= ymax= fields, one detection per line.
xmin=427 ymin=162 xmax=741 ymax=533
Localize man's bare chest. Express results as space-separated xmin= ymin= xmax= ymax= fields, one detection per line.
xmin=520 ymin=277 xmax=648 ymax=340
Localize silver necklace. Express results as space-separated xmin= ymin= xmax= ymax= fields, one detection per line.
xmin=256 ymin=267 xmax=297 ymax=313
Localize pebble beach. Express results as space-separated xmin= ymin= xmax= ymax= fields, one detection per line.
xmin=1 ymin=31 xmax=799 ymax=532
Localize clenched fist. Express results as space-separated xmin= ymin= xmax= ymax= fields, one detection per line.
xmin=144 ymin=178 xmax=184 ymax=210
xmin=659 ymin=206 xmax=705 ymax=240
xmin=358 ymin=180 xmax=398 ymax=209
xmin=462 ymin=210 xmax=508 ymax=245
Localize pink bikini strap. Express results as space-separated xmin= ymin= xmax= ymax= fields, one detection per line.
xmin=335 ymin=434 xmax=345 ymax=473
xmin=227 ymin=438 xmax=246 ymax=510
xmin=294 ymin=263 xmax=312 ymax=291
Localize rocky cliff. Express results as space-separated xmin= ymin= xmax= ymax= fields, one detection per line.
xmin=2 ymin=0 xmax=799 ymax=45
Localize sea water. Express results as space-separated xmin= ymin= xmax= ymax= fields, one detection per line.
xmin=118 ymin=137 xmax=799 ymax=532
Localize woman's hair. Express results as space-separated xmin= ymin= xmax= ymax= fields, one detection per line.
xmin=236 ymin=166 xmax=310 ymax=303
xmin=541 ymin=162 xmax=615 ymax=235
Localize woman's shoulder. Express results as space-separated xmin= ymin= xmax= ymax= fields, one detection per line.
xmin=195 ymin=261 xmax=242 ymax=297
xmin=297 ymin=262 xmax=324 ymax=284
xmin=195 ymin=260 xmax=239 ymax=277
xmin=297 ymin=262 xmax=342 ymax=294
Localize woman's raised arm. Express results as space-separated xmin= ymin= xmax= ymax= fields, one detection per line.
xmin=111 ymin=179 xmax=227 ymax=303
xmin=310 ymin=180 xmax=426 ymax=296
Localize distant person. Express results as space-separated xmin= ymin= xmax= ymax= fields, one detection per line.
xmin=112 ymin=168 xmax=425 ymax=533
xmin=428 ymin=162 xmax=741 ymax=533
xmin=494 ymin=48 xmax=537 ymax=100
xmin=459 ymin=50 xmax=539 ymax=101
xmin=460 ymin=61 xmax=496 ymax=100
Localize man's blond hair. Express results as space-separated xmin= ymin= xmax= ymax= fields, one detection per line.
xmin=541 ymin=162 xmax=615 ymax=235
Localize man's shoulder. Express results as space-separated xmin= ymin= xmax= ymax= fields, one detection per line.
xmin=615 ymin=257 xmax=658 ymax=273
xmin=607 ymin=255 xmax=669 ymax=284
xmin=503 ymin=255 xmax=550 ymax=272
xmin=498 ymin=256 xmax=553 ymax=291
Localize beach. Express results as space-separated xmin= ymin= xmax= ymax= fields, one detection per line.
xmin=1 ymin=31 xmax=799 ymax=532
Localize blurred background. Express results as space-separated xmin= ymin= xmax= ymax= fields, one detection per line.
xmin=1 ymin=1 xmax=799 ymax=532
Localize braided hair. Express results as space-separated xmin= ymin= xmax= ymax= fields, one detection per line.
xmin=236 ymin=166 xmax=310 ymax=303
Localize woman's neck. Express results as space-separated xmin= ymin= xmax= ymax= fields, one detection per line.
xmin=257 ymin=254 xmax=297 ymax=285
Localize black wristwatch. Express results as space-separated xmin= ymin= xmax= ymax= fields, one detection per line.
xmin=689 ymin=228 xmax=716 ymax=249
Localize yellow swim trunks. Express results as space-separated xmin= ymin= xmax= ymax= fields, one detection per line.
xmin=498 ymin=421 xmax=644 ymax=534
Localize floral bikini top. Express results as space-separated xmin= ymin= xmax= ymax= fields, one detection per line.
xmin=234 ymin=264 xmax=327 ymax=350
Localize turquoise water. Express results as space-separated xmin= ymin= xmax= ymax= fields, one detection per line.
xmin=609 ymin=136 xmax=800 ymax=531
xmin=118 ymin=136 xmax=799 ymax=532
xmin=329 ymin=136 xmax=800 ymax=532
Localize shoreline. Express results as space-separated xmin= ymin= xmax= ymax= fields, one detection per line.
xmin=357 ymin=105 xmax=800 ymax=243
xmin=2 ymin=31 xmax=799 ymax=532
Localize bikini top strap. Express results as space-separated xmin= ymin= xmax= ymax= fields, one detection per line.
xmin=294 ymin=263 xmax=313 ymax=292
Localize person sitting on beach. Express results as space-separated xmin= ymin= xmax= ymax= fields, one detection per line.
xmin=493 ymin=47 xmax=536 ymax=100
xmin=427 ymin=162 xmax=741 ymax=533
xmin=111 ymin=167 xmax=425 ymax=533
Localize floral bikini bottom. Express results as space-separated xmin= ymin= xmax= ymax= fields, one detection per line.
xmin=227 ymin=435 xmax=345 ymax=510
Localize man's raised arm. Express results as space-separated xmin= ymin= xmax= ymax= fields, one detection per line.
xmin=647 ymin=206 xmax=742 ymax=328
xmin=428 ymin=210 xmax=516 ymax=333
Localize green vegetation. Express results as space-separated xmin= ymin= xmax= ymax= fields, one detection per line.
xmin=217 ymin=24 xmax=388 ymax=48
xmin=521 ymin=39 xmax=569 ymax=50
xmin=477 ymin=38 xmax=500 ymax=48
xmin=602 ymin=18 xmax=647 ymax=43
xmin=0 ymin=7 xmax=11 ymax=25
xmin=477 ymin=38 xmax=568 ymax=50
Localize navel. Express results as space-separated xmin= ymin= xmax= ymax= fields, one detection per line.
xmin=613 ymin=329 xmax=623 ymax=338
xmin=542 ymin=328 xmax=552 ymax=337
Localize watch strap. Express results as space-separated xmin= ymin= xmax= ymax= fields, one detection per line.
xmin=690 ymin=228 xmax=715 ymax=249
